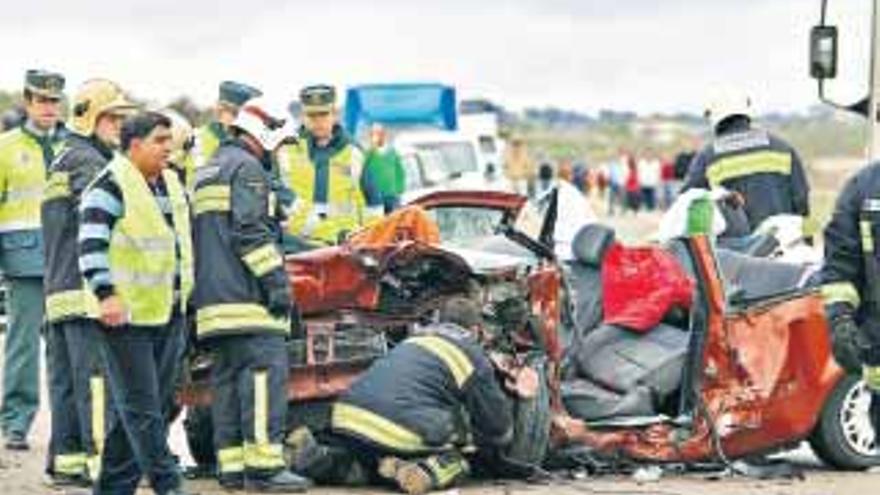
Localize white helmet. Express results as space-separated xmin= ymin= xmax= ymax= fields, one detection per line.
xmin=231 ymin=96 xmax=297 ymax=151
xmin=159 ymin=108 xmax=194 ymax=165
xmin=704 ymin=90 xmax=752 ymax=130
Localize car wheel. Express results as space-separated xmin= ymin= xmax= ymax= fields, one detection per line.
xmin=184 ymin=405 xmax=217 ymax=469
xmin=809 ymin=374 xmax=880 ymax=470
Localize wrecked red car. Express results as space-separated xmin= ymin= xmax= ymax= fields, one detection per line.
xmin=178 ymin=189 xmax=880 ymax=472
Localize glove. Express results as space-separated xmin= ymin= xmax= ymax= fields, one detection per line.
xmin=864 ymin=365 xmax=880 ymax=392
xmin=266 ymin=284 xmax=292 ymax=318
xmin=259 ymin=270 xmax=292 ymax=318
xmin=829 ymin=311 xmax=866 ymax=374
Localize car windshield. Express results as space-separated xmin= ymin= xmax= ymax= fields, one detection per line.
xmin=412 ymin=141 xmax=479 ymax=177
xmin=424 ymin=201 xmax=542 ymax=247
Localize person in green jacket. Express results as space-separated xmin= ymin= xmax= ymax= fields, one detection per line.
xmin=361 ymin=124 xmax=406 ymax=214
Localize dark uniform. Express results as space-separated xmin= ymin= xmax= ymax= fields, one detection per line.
xmin=821 ymin=163 xmax=880 ymax=438
xmin=192 ymin=140 xmax=299 ymax=489
xmin=682 ymin=117 xmax=810 ymax=230
xmin=42 ymin=133 xmax=113 ymax=483
xmin=299 ymin=323 xmax=513 ymax=493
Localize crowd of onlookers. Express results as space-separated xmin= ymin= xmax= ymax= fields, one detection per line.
xmin=503 ymin=138 xmax=701 ymax=217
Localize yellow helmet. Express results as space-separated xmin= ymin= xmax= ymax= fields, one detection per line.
xmin=70 ymin=79 xmax=138 ymax=136
xmin=160 ymin=108 xmax=194 ymax=165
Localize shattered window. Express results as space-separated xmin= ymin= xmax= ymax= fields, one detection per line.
xmin=427 ymin=206 xmax=504 ymax=246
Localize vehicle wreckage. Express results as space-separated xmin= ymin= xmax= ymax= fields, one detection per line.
xmin=178 ymin=189 xmax=880 ymax=474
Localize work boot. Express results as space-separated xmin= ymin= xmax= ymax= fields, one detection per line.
xmin=44 ymin=472 xmax=92 ymax=489
xmin=285 ymin=426 xmax=318 ymax=471
xmin=3 ymin=430 xmax=28 ymax=451
xmin=378 ymin=457 xmax=434 ymax=495
xmin=245 ymin=469 xmax=311 ymax=493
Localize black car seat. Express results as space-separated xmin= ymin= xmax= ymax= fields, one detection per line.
xmin=715 ymin=249 xmax=812 ymax=303
xmin=568 ymin=224 xmax=616 ymax=333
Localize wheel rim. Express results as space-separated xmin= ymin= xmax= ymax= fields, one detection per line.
xmin=839 ymin=380 xmax=879 ymax=457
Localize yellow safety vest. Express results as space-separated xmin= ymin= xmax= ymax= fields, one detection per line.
xmin=194 ymin=124 xmax=222 ymax=169
xmin=0 ymin=128 xmax=59 ymax=232
xmin=284 ymin=140 xmax=378 ymax=244
xmin=106 ymin=155 xmax=194 ymax=326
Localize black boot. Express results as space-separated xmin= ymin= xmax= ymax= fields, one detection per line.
xmin=245 ymin=469 xmax=312 ymax=493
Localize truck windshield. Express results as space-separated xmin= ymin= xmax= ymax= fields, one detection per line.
xmin=413 ymin=142 xmax=479 ymax=177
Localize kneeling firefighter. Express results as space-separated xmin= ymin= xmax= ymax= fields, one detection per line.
xmin=289 ymin=297 xmax=517 ymax=495
xmin=192 ymin=96 xmax=311 ymax=492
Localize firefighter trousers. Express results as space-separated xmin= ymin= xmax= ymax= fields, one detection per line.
xmin=209 ymin=333 xmax=289 ymax=479
xmin=46 ymin=318 xmax=106 ymax=479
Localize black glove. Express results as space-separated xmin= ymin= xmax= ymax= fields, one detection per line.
xmin=266 ymin=285 xmax=292 ymax=318
xmin=259 ymin=270 xmax=293 ymax=318
xmin=829 ymin=310 xmax=867 ymax=374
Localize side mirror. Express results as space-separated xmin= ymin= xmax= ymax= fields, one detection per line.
xmin=810 ymin=25 xmax=838 ymax=79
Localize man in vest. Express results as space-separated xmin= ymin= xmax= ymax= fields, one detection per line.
xmin=0 ymin=69 xmax=67 ymax=451
xmin=43 ymin=79 xmax=137 ymax=486
xmin=192 ymin=97 xmax=310 ymax=492
xmin=193 ymin=81 xmax=262 ymax=173
xmin=78 ymin=112 xmax=195 ymax=495
xmin=681 ymin=91 xmax=810 ymax=232
xmin=285 ymin=84 xmax=381 ymax=245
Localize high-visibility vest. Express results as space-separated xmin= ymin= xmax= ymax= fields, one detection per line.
xmin=0 ymin=127 xmax=61 ymax=232
xmin=105 ymin=155 xmax=194 ymax=326
xmin=283 ymin=139 xmax=379 ymax=244
xmin=194 ymin=123 xmax=223 ymax=169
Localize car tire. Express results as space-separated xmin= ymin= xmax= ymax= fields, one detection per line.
xmin=184 ymin=405 xmax=217 ymax=469
xmin=809 ymin=374 xmax=880 ymax=470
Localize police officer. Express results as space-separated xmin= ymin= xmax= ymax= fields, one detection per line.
xmin=0 ymin=69 xmax=67 ymax=451
xmin=821 ymin=161 xmax=880 ymax=447
xmin=192 ymin=81 xmax=262 ymax=174
xmin=192 ymin=97 xmax=310 ymax=492
xmin=682 ymin=92 xmax=810 ymax=231
xmin=284 ymin=84 xmax=382 ymax=245
xmin=290 ymin=297 xmax=514 ymax=495
xmin=79 ymin=112 xmax=195 ymax=495
xmin=43 ymin=79 xmax=137 ymax=486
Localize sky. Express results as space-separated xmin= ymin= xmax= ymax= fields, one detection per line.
xmin=0 ymin=0 xmax=873 ymax=114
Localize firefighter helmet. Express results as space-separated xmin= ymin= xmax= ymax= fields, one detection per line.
xmin=71 ymin=79 xmax=138 ymax=136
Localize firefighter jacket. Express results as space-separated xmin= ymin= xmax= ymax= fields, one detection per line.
xmin=682 ymin=119 xmax=809 ymax=230
xmin=42 ymin=133 xmax=113 ymax=323
xmin=332 ymin=323 xmax=514 ymax=455
xmin=192 ymin=141 xmax=290 ymax=340
xmin=821 ymin=163 xmax=880 ymax=362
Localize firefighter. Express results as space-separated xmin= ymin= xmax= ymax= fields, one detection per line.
xmin=820 ymin=162 xmax=880 ymax=446
xmin=161 ymin=108 xmax=196 ymax=187
xmin=192 ymin=96 xmax=310 ymax=492
xmin=0 ymin=69 xmax=67 ymax=451
xmin=78 ymin=112 xmax=195 ymax=495
xmin=681 ymin=92 xmax=810 ymax=231
xmin=289 ymin=297 xmax=514 ymax=495
xmin=284 ymin=84 xmax=382 ymax=245
xmin=192 ymin=81 xmax=262 ymax=174
xmin=42 ymin=78 xmax=137 ymax=486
